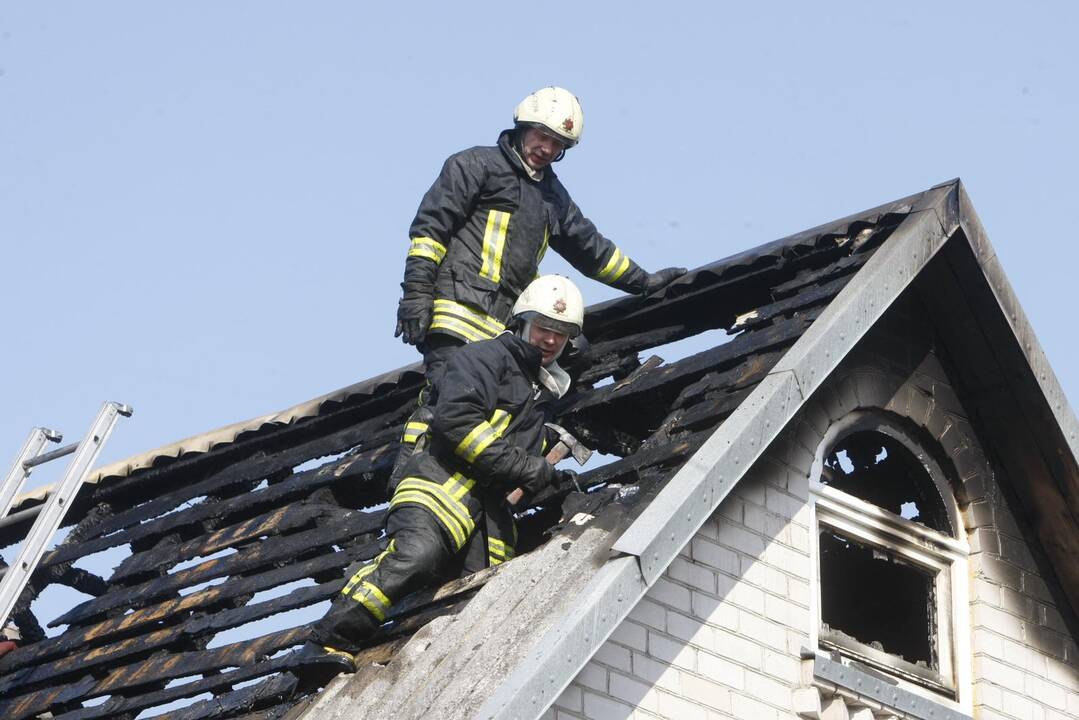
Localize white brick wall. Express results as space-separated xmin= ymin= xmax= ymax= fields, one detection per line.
xmin=548 ymin=438 xmax=811 ymax=720
xmin=546 ymin=309 xmax=1079 ymax=720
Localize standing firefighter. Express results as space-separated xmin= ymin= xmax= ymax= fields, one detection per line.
xmin=298 ymin=275 xmax=586 ymax=680
xmin=393 ymin=86 xmax=686 ymax=468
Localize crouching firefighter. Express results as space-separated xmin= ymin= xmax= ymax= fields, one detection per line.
xmin=296 ymin=275 xmax=585 ymax=682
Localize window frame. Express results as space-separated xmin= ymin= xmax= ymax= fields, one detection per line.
xmin=808 ymin=411 xmax=972 ymax=708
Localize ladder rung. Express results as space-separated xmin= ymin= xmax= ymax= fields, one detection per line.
xmin=23 ymin=442 xmax=78 ymax=470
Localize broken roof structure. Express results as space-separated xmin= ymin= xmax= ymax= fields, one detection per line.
xmin=0 ymin=179 xmax=1076 ymax=719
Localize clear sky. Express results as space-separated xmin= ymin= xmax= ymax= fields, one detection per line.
xmin=3 ymin=2 xmax=1078 ymax=489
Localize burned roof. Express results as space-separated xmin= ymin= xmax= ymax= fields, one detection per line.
xmin=2 ymin=181 xmax=1074 ymax=720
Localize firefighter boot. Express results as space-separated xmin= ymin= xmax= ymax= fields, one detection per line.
xmin=293 ymin=641 xmax=357 ymax=690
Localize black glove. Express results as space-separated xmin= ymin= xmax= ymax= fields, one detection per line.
xmin=641 ymin=266 xmax=688 ymax=295
xmin=395 ymin=294 xmax=433 ymax=346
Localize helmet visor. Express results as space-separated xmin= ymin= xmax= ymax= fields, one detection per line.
xmin=531 ymin=313 xmax=580 ymax=338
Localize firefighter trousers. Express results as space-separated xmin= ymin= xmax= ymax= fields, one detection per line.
xmin=310 ymin=499 xmax=515 ymax=654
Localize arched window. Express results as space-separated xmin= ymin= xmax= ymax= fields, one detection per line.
xmin=811 ymin=412 xmax=969 ymax=698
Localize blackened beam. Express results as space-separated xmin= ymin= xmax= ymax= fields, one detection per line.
xmin=45 ymin=508 xmax=383 ymax=632
xmin=4 ymin=540 xmax=380 ymax=676
xmin=1 ymin=627 xmax=304 ymax=719
xmin=583 ymin=213 xmax=901 ymax=341
xmin=46 ymin=630 xmax=306 ymax=720
xmin=25 ymin=565 xmax=502 ymax=702
xmin=559 ymin=312 xmax=814 ymax=419
xmin=140 ymin=672 xmax=297 ymax=720
xmin=43 ymin=442 xmax=391 ymax=569
xmin=109 ymin=501 xmax=332 ymax=583
xmin=77 ymin=414 xmax=401 ymax=545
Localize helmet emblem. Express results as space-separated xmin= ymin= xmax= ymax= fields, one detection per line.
xmin=553 ymin=298 xmax=567 ymax=315
xmin=561 ymin=117 xmax=574 ymax=132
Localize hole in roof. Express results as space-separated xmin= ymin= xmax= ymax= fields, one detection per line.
xmin=252 ymin=479 xmax=269 ymax=491
xmin=245 ymin=577 xmax=317 ymax=606
xmin=646 ymin=327 xmax=736 ymax=366
xmin=163 ymin=674 xmax=202 ymax=689
xmin=150 ymin=495 xmax=208 ymax=521
xmin=230 ymin=674 xmax=274 ymax=691
xmin=32 ymin=583 xmax=94 ymax=637
xmin=168 ymin=547 xmax=238 ymax=574
xmin=178 ymin=576 xmax=228 ymax=597
xmin=293 ymin=449 xmax=352 ymax=474
xmin=82 ymin=694 xmax=111 ymax=707
xmin=204 ymin=600 xmax=330 ymax=649
xmin=579 ymin=450 xmax=620 ymax=473
xmin=134 ymin=691 xmax=214 ymax=718
xmin=269 ymin=644 xmax=303 ymax=660
xmin=822 ymin=431 xmax=950 ymax=534
xmin=71 ymin=543 xmax=133 ymax=576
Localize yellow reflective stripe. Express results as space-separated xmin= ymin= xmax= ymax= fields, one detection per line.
xmin=489 ymin=409 xmax=511 ymax=435
xmin=610 ymin=254 xmax=631 ymax=282
xmin=391 ymin=490 xmax=467 ymax=549
xmin=341 ymin=539 xmax=395 ymax=596
xmin=352 ymin=581 xmax=390 ymax=622
xmin=596 ymin=247 xmax=624 ymax=281
xmin=391 ymin=478 xmax=476 ymax=550
xmin=429 ymin=317 xmax=490 ymax=343
xmin=408 ymin=236 xmax=447 ymax=264
xmin=432 ymin=299 xmax=506 ymax=335
xmin=488 ymin=536 xmax=515 ymax=565
xmin=443 ymin=472 xmax=475 ymax=501
xmin=536 ymin=226 xmax=549 ymax=266
xmin=456 ymin=421 xmax=497 ymax=462
xmin=488 ymin=537 xmax=514 ymax=556
xmin=455 ymin=409 xmax=513 ymax=464
xmin=361 ymin=580 xmax=390 ymax=608
xmin=479 ymin=210 xmax=511 ymax=283
xmin=402 ymin=421 xmax=429 ymax=444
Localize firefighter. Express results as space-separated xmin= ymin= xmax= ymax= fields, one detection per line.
xmin=393 ymin=85 xmax=686 ymax=467
xmin=297 ymin=275 xmax=587 ymax=681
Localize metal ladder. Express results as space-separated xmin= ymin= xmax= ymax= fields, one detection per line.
xmin=0 ymin=401 xmax=132 ymax=627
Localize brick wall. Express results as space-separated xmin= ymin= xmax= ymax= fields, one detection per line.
xmin=543 ymin=307 xmax=1079 ymax=720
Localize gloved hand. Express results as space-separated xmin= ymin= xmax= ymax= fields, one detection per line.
xmin=641 ymin=266 xmax=688 ymax=295
xmin=394 ymin=294 xmax=433 ymax=346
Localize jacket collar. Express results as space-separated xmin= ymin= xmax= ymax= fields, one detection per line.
xmin=498 ymin=129 xmax=552 ymax=184
xmin=496 ymin=332 xmax=571 ymax=399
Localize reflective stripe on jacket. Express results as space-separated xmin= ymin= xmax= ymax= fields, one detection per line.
xmin=402 ymin=130 xmax=648 ymax=344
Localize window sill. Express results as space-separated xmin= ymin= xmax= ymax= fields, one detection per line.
xmin=795 ymin=652 xmax=971 ymax=720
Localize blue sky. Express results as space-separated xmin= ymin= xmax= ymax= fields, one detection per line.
xmin=2 ymin=2 xmax=1077 ymax=487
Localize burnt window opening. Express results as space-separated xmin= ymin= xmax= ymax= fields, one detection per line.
xmin=814 ymin=419 xmax=966 ymax=696
xmin=819 ymin=529 xmax=937 ymax=669
xmin=822 ymin=431 xmax=951 ymax=534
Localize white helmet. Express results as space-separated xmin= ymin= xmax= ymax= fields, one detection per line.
xmin=512 ymin=275 xmax=584 ymax=337
xmin=513 ymin=86 xmax=584 ymax=147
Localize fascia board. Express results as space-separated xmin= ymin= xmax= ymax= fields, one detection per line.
xmin=956 ymin=184 xmax=1079 ymax=466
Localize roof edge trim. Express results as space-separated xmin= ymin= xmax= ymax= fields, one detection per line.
xmin=956 ymin=184 xmax=1079 ymax=464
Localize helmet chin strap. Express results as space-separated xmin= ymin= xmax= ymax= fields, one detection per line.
xmin=518 ymin=317 xmax=568 ymax=364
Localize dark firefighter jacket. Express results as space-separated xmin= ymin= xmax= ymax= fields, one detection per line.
xmin=402 ymin=129 xmax=649 ymax=344
xmin=390 ymin=332 xmax=570 ymax=556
